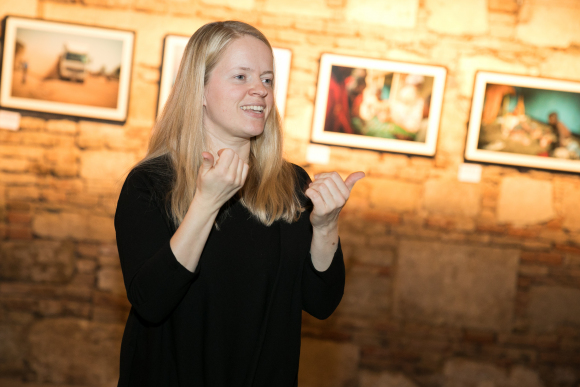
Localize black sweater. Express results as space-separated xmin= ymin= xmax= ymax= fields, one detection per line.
xmin=114 ymin=158 xmax=345 ymax=387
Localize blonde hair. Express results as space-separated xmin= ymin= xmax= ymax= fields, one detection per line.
xmin=141 ymin=21 xmax=301 ymax=226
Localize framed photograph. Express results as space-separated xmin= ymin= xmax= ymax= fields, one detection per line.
xmin=157 ymin=34 xmax=292 ymax=118
xmin=465 ymin=71 xmax=580 ymax=173
xmin=0 ymin=16 xmax=134 ymax=122
xmin=311 ymin=53 xmax=447 ymax=155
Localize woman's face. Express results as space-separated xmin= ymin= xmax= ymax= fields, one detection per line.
xmin=203 ymin=35 xmax=274 ymax=143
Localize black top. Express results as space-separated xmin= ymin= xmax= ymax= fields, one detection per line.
xmin=114 ymin=157 xmax=345 ymax=387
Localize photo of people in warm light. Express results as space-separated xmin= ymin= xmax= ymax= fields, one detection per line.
xmin=478 ymin=84 xmax=580 ymax=160
xmin=311 ymin=54 xmax=446 ymax=156
xmin=324 ymin=65 xmax=434 ymax=143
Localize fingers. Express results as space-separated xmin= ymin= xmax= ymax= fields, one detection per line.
xmin=309 ymin=175 xmax=346 ymax=208
xmin=205 ymin=148 xmax=249 ymax=186
xmin=308 ymin=170 xmax=364 ymax=210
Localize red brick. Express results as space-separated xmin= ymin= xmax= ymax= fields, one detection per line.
xmin=535 ymin=335 xmax=560 ymax=350
xmin=463 ymin=329 xmax=497 ymax=344
xmin=476 ymin=224 xmax=508 ymax=234
xmin=92 ymin=306 xmax=130 ymax=324
xmin=426 ymin=216 xmax=455 ymax=230
xmin=554 ymin=244 xmax=580 ymax=255
xmin=77 ymin=243 xmax=100 ymax=258
xmin=520 ymin=251 xmax=563 ymax=266
xmin=362 ymin=211 xmax=400 ymax=224
xmin=6 ymin=201 xmax=31 ymax=211
xmin=7 ymin=212 xmax=32 ymax=224
xmin=93 ymin=291 xmax=131 ymax=309
xmin=546 ymin=218 xmax=564 ymax=229
xmin=517 ymin=277 xmax=532 ymax=288
xmin=7 ymin=226 xmax=32 ymax=240
xmin=508 ymin=227 xmax=539 ymax=238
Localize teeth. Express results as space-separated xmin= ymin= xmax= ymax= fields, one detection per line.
xmin=241 ymin=105 xmax=264 ymax=112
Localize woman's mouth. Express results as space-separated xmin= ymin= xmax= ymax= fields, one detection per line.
xmin=241 ymin=105 xmax=265 ymax=113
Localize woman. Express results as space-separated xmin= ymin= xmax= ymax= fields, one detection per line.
xmin=115 ymin=21 xmax=363 ymax=387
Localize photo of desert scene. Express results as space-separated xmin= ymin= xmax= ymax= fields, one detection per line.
xmin=11 ymin=27 xmax=124 ymax=108
xmin=324 ymin=65 xmax=434 ymax=143
xmin=478 ymin=84 xmax=580 ymax=160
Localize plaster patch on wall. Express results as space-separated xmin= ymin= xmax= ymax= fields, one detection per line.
xmin=457 ymin=55 xmax=529 ymax=97
xmin=528 ymin=286 xmax=580 ymax=332
xmin=540 ymin=51 xmax=580 ymax=82
xmin=394 ymin=240 xmax=519 ymax=331
xmin=367 ymin=178 xmax=422 ymax=213
xmin=201 ymin=0 xmax=255 ymax=10
xmin=345 ymin=0 xmax=418 ymax=29
xmin=423 ymin=179 xmax=481 ymax=217
xmin=264 ymin=0 xmax=334 ymax=19
xmin=0 ymin=0 xmax=38 ymax=18
xmin=426 ymin=0 xmax=488 ymax=36
xmin=497 ymin=177 xmax=555 ymax=227
xmin=516 ymin=3 xmax=580 ymax=48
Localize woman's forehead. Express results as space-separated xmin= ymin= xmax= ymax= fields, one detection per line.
xmin=218 ymin=35 xmax=273 ymax=71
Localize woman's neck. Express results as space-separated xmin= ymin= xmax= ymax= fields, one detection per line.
xmin=205 ymin=133 xmax=252 ymax=163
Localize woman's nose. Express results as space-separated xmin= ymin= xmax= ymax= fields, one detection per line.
xmin=250 ymin=80 xmax=268 ymax=97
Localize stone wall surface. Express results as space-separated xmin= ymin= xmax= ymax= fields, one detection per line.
xmin=1 ymin=0 xmax=580 ymax=386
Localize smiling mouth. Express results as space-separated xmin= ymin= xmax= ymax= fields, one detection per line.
xmin=241 ymin=105 xmax=265 ymax=113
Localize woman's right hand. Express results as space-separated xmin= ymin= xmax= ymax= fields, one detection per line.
xmin=195 ymin=148 xmax=249 ymax=210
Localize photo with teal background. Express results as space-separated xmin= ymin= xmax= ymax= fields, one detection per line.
xmin=506 ymin=87 xmax=580 ymax=135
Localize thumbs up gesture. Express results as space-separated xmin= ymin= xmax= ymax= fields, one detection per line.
xmin=305 ymin=171 xmax=365 ymax=229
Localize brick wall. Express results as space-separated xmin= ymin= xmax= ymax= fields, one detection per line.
xmin=1 ymin=0 xmax=580 ymax=386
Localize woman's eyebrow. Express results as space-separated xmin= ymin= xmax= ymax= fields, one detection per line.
xmin=233 ymin=67 xmax=273 ymax=76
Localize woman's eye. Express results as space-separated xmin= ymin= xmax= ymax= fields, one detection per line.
xmin=234 ymin=75 xmax=245 ymax=80
xmin=262 ymin=78 xmax=273 ymax=86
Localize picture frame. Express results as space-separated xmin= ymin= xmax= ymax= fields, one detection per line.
xmin=311 ymin=53 xmax=447 ymax=156
xmin=465 ymin=71 xmax=580 ymax=173
xmin=0 ymin=16 xmax=134 ymax=123
xmin=157 ymin=34 xmax=292 ymax=119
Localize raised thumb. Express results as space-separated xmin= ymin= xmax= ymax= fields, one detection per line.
xmin=345 ymin=171 xmax=365 ymax=191
xmin=201 ymin=152 xmax=214 ymax=170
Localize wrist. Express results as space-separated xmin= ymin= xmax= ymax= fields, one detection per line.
xmin=312 ymin=222 xmax=338 ymax=237
xmin=190 ymin=192 xmax=221 ymax=216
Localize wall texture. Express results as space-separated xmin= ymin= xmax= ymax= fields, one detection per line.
xmin=1 ymin=0 xmax=580 ymax=386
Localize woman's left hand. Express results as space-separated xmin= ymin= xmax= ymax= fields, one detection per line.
xmin=305 ymin=171 xmax=365 ymax=230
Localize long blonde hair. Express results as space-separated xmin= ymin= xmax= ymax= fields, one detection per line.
xmin=141 ymin=21 xmax=301 ymax=227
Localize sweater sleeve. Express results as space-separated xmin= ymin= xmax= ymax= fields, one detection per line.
xmin=293 ymin=164 xmax=346 ymax=320
xmin=301 ymin=240 xmax=345 ymax=320
xmin=114 ymin=168 xmax=197 ymax=324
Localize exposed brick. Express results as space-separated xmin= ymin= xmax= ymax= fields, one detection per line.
xmin=76 ymin=243 xmax=100 ymax=258
xmin=6 ymin=212 xmax=32 ymax=224
xmin=463 ymin=329 xmax=497 ymax=344
xmin=76 ymin=259 xmax=97 ymax=275
xmin=507 ymin=227 xmax=540 ymax=238
xmin=555 ymin=244 xmax=580 ymax=255
xmin=6 ymin=186 xmax=39 ymax=201
xmin=46 ymin=120 xmax=78 ymax=135
xmin=426 ymin=216 xmax=456 ymax=230
xmin=476 ymin=224 xmax=508 ymax=234
xmin=7 ymin=226 xmax=33 ymax=240
xmin=546 ymin=218 xmax=564 ymax=229
xmin=521 ymin=252 xmax=563 ymax=266
xmin=361 ymin=211 xmax=401 ymax=224
xmin=19 ymin=117 xmax=46 ymax=131
xmin=0 ymin=158 xmax=28 ymax=173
